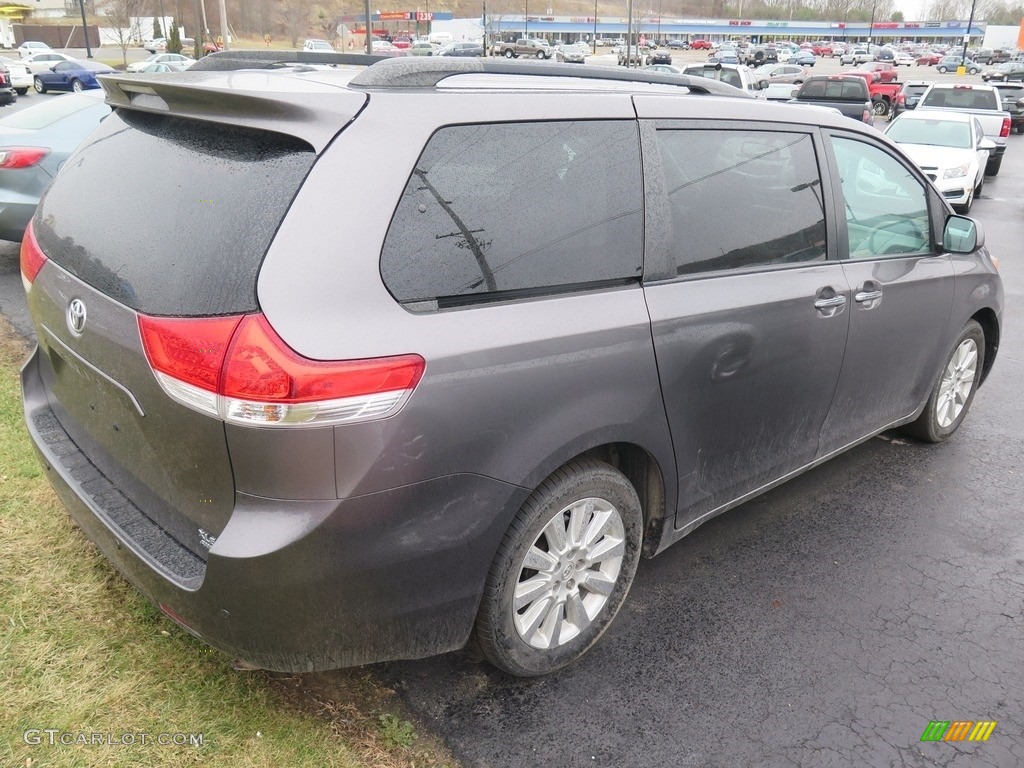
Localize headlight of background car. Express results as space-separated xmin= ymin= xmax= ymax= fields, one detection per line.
xmin=943 ymin=164 xmax=970 ymax=179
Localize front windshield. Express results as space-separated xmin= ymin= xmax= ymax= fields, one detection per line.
xmin=887 ymin=118 xmax=971 ymax=149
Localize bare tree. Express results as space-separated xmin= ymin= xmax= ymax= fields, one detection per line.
xmin=276 ymin=0 xmax=309 ymax=46
xmin=100 ymin=0 xmax=146 ymax=65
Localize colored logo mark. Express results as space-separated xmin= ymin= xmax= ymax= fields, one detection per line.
xmin=921 ymin=721 xmax=997 ymax=742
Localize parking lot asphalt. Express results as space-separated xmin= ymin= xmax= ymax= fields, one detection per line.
xmin=0 ymin=55 xmax=1021 ymax=768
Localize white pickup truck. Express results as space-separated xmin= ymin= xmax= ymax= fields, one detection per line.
xmin=915 ymin=83 xmax=1012 ymax=176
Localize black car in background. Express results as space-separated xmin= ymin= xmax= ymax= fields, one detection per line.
xmin=890 ymin=81 xmax=931 ymax=120
xmin=0 ymin=65 xmax=16 ymax=106
xmin=992 ymin=82 xmax=1024 ymax=133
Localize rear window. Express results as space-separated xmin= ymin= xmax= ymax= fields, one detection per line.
xmin=920 ymin=87 xmax=997 ymax=110
xmin=0 ymin=91 xmax=104 ymax=130
xmin=381 ymin=121 xmax=643 ymax=308
xmin=799 ymin=79 xmax=867 ymax=100
xmin=34 ymin=110 xmax=315 ymax=316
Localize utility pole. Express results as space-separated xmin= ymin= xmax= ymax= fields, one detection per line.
xmin=217 ymin=0 xmax=228 ymax=50
xmin=365 ymin=0 xmax=372 ymax=53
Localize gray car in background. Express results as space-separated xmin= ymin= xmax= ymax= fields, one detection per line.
xmin=0 ymin=90 xmax=110 ymax=241
xmin=20 ymin=56 xmax=1002 ymax=678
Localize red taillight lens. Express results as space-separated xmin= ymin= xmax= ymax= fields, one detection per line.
xmin=139 ymin=314 xmax=243 ymax=391
xmin=0 ymin=147 xmax=49 ymax=169
xmin=897 ymin=94 xmax=905 ymax=105
xmin=139 ymin=312 xmax=425 ymax=427
xmin=221 ymin=314 xmax=424 ymax=403
xmin=19 ymin=219 xmax=47 ymax=286
xmin=999 ymin=117 xmax=1011 ymax=138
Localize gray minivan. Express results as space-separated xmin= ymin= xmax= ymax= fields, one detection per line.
xmin=20 ymin=56 xmax=1002 ymax=677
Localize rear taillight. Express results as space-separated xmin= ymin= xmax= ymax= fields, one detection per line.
xmin=862 ymin=108 xmax=872 ymax=123
xmin=139 ymin=313 xmax=425 ymax=427
xmin=19 ymin=219 xmax=47 ymax=289
xmin=999 ymin=117 xmax=1011 ymax=138
xmin=897 ymin=94 xmax=905 ymax=105
xmin=0 ymin=147 xmax=49 ymax=169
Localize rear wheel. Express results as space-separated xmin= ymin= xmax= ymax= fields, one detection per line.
xmin=937 ymin=65 xmax=948 ymax=73
xmin=33 ymin=76 xmax=46 ymax=94
xmin=985 ymin=154 xmax=1002 ymax=176
xmin=71 ymin=79 xmax=85 ymax=92
xmin=475 ymin=459 xmax=643 ymax=676
xmin=504 ymin=49 xmax=514 ymax=58
xmin=536 ymin=50 xmax=545 ymax=59
xmin=901 ymin=321 xmax=984 ymax=443
xmin=15 ymin=87 xmax=26 ymax=95
xmin=872 ymin=97 xmax=889 ymax=116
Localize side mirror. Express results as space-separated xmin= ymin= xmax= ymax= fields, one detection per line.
xmin=978 ymin=138 xmax=996 ymax=151
xmin=943 ymin=215 xmax=984 ymax=253
xmin=758 ymin=79 xmax=769 ymax=90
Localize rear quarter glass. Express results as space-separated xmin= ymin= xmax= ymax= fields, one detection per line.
xmin=34 ymin=110 xmax=315 ymax=316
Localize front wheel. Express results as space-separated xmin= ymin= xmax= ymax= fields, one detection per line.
xmin=474 ymin=459 xmax=643 ymax=677
xmin=504 ymin=49 xmax=514 ymax=58
xmin=901 ymin=321 xmax=985 ymax=443
xmin=71 ymin=79 xmax=84 ymax=92
xmin=33 ymin=76 xmax=46 ymax=94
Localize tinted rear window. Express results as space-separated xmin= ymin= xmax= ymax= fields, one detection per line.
xmin=381 ymin=121 xmax=643 ymax=308
xmin=35 ymin=110 xmax=315 ymax=316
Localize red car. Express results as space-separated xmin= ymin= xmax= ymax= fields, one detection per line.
xmin=392 ymin=36 xmax=412 ymax=49
xmin=856 ymin=61 xmax=898 ymax=83
xmin=690 ymin=39 xmax=712 ymax=50
xmin=915 ymin=51 xmax=943 ymax=66
xmin=811 ymin=44 xmax=833 ymax=56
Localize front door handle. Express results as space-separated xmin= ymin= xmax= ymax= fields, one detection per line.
xmin=855 ymin=290 xmax=883 ymax=302
xmin=814 ymin=295 xmax=846 ymax=309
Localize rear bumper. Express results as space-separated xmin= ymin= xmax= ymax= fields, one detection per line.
xmin=22 ymin=347 xmax=529 ymax=671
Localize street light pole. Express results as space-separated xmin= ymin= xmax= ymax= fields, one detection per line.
xmin=961 ymin=0 xmax=977 ymax=66
xmin=867 ymin=0 xmax=875 ymax=48
xmin=525 ymin=0 xmax=529 ymax=39
xmin=626 ymin=0 xmax=633 ymax=67
xmin=592 ymin=0 xmax=597 ymax=53
xmin=78 ymin=0 xmax=92 ymax=57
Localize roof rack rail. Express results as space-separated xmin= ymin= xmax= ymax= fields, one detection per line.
xmin=347 ymin=57 xmax=748 ymax=97
xmin=188 ymin=50 xmax=749 ymax=98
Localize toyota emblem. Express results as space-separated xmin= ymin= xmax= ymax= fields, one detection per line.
xmin=67 ymin=298 xmax=87 ymax=336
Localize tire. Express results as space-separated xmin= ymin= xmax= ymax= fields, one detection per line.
xmin=955 ymin=187 xmax=973 ymax=215
xmin=33 ymin=76 xmax=46 ymax=94
xmin=474 ymin=459 xmax=643 ymax=677
xmin=15 ymin=87 xmax=26 ymax=95
xmin=504 ymin=49 xmax=514 ymax=58
xmin=71 ymin=79 xmax=84 ymax=92
xmin=937 ymin=65 xmax=948 ymax=73
xmin=536 ymin=50 xmax=545 ymax=59
xmin=1016 ymin=123 xmax=1024 ymax=135
xmin=901 ymin=321 xmax=985 ymax=443
xmin=975 ymin=175 xmax=984 ymax=198
xmin=872 ymin=98 xmax=889 ymax=116
xmin=969 ymin=67 xmax=980 ymax=75
xmin=985 ymin=154 xmax=1002 ymax=176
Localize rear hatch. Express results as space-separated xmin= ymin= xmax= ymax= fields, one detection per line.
xmin=24 ymin=78 xmax=361 ymax=561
